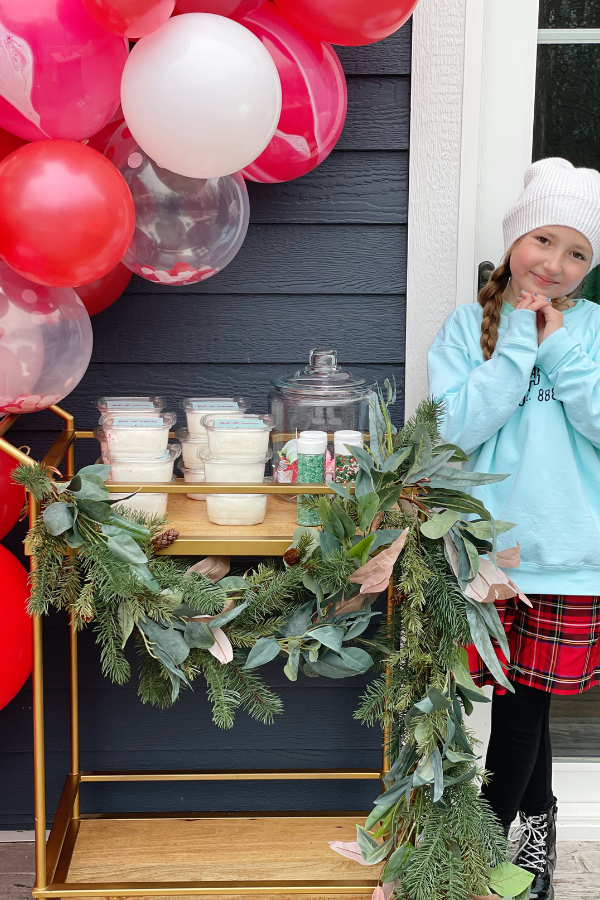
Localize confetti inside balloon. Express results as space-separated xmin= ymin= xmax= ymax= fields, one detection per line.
xmin=106 ymin=123 xmax=249 ymax=285
xmin=0 ymin=262 xmax=93 ymax=415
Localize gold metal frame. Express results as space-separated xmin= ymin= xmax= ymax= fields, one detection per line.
xmin=0 ymin=408 xmax=393 ymax=898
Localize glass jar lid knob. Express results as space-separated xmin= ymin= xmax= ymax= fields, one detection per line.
xmin=306 ymin=348 xmax=340 ymax=375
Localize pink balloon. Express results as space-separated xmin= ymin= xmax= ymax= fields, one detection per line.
xmin=175 ymin=0 xmax=264 ymax=18
xmin=241 ymin=2 xmax=347 ymax=183
xmin=82 ymin=0 xmax=175 ymax=38
xmin=0 ymin=0 xmax=128 ymax=142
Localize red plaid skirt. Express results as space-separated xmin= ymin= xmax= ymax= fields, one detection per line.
xmin=467 ymin=594 xmax=600 ymax=695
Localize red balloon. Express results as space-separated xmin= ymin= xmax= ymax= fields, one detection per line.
xmin=0 ymin=140 xmax=135 ymax=288
xmin=74 ymin=262 xmax=132 ymax=316
xmin=0 ymin=452 xmax=25 ymax=540
xmin=0 ymin=126 xmax=28 ymax=164
xmin=175 ymin=0 xmax=264 ymax=17
xmin=82 ymin=0 xmax=175 ymax=38
xmin=273 ymin=0 xmax=418 ymax=45
xmin=241 ymin=3 xmax=347 ymax=183
xmin=0 ymin=544 xmax=32 ymax=712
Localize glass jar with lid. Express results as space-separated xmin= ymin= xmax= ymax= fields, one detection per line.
xmin=269 ymin=348 xmax=373 ymax=480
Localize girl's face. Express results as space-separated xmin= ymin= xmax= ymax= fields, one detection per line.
xmin=509 ymin=225 xmax=592 ymax=298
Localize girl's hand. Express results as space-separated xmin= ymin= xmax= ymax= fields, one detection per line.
xmin=516 ymin=290 xmax=564 ymax=345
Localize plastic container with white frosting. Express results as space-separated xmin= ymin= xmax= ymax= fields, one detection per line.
xmin=182 ymin=397 xmax=247 ymax=438
xmin=201 ymin=447 xmax=271 ymax=484
xmin=205 ymin=492 xmax=267 ymax=526
xmin=202 ymin=414 xmax=273 ymax=460
xmin=96 ymin=396 xmax=165 ymax=418
xmin=100 ymin=412 xmax=176 ymax=459
xmin=178 ymin=459 xmax=206 ymax=501
xmin=108 ymin=444 xmax=181 ymax=483
xmin=175 ymin=428 xmax=208 ymax=468
xmin=93 ymin=426 xmax=110 ymax=464
xmin=110 ymin=491 xmax=169 ymax=518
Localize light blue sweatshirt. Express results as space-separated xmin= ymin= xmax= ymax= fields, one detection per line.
xmin=428 ymin=297 xmax=600 ymax=594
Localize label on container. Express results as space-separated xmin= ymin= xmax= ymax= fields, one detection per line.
xmin=212 ymin=417 xmax=260 ymax=429
xmin=112 ymin=417 xmax=164 ymax=427
xmin=191 ymin=401 xmax=239 ymax=410
xmin=106 ymin=400 xmax=154 ymax=410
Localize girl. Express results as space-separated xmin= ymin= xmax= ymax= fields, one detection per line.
xmin=428 ymin=157 xmax=600 ymax=900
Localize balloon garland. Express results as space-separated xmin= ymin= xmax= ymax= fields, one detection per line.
xmin=0 ymin=544 xmax=32 ymax=712
xmin=0 ymin=450 xmax=25 ymax=540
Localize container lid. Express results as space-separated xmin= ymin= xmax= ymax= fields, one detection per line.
xmin=177 ymin=458 xmax=205 ymax=473
xmin=175 ymin=427 xmax=208 ymax=444
xmin=182 ymin=396 xmax=247 ymax=412
xmin=201 ymin=413 xmax=273 ymax=431
xmin=100 ymin=412 xmax=176 ymax=429
xmin=108 ymin=442 xmax=181 ymax=463
xmin=271 ymin=349 xmax=373 ymax=398
xmin=298 ymin=431 xmax=327 ymax=454
xmin=96 ymin=396 xmax=165 ymax=412
xmin=199 ymin=446 xmax=272 ymax=463
xmin=334 ymin=430 xmax=363 ymax=454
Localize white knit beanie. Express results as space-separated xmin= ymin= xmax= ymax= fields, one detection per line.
xmin=503 ymin=157 xmax=600 ymax=268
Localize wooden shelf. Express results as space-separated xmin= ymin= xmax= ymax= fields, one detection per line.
xmin=159 ymin=494 xmax=300 ymax=556
xmin=40 ymin=813 xmax=377 ymax=899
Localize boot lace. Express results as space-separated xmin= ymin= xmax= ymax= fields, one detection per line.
xmin=513 ymin=812 xmax=548 ymax=874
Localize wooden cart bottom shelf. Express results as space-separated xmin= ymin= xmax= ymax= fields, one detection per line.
xmin=38 ymin=813 xmax=377 ymax=899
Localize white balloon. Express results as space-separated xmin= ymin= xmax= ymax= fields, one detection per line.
xmin=120 ymin=12 xmax=282 ymax=178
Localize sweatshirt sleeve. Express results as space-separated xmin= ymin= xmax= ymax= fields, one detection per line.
xmin=427 ymin=309 xmax=539 ymax=455
xmin=536 ymin=326 xmax=600 ymax=449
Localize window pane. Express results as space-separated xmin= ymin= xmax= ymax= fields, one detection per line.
xmin=533 ymin=44 xmax=600 ymax=171
xmin=539 ymin=0 xmax=600 ymax=28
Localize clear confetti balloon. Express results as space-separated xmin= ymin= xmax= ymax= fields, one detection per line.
xmin=106 ymin=123 xmax=250 ymax=285
xmin=0 ymin=262 xmax=92 ymax=414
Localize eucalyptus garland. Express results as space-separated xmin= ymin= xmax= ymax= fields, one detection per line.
xmin=14 ymin=384 xmax=534 ymax=900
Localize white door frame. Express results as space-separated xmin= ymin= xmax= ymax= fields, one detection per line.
xmin=405 ymin=0 xmax=600 ymax=838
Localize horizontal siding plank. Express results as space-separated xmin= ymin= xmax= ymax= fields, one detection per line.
xmin=247 ymin=151 xmax=407 ymax=224
xmin=123 ymin=224 xmax=406 ymax=295
xmin=338 ymin=77 xmax=409 ymax=151
xmin=90 ymin=295 xmax=405 ymax=364
xmin=336 ymin=25 xmax=411 ymax=76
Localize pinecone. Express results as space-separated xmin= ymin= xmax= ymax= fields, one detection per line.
xmin=283 ymin=547 xmax=301 ymax=566
xmin=79 ymin=610 xmax=95 ymax=624
xmin=152 ymin=528 xmax=180 ymax=550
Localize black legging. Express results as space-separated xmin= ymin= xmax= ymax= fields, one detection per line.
xmin=481 ymin=680 xmax=554 ymax=831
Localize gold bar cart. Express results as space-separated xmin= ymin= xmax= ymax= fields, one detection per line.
xmin=0 ymin=407 xmax=390 ymax=899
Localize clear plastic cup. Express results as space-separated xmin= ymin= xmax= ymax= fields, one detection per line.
xmin=206 ymin=492 xmax=267 ymax=526
xmin=175 ymin=427 xmax=209 ymax=468
xmin=110 ymin=492 xmax=169 ymax=517
xmin=202 ymin=414 xmax=273 ymax=460
xmin=182 ymin=396 xmax=248 ymax=438
xmin=93 ymin=426 xmax=109 ymax=464
xmin=201 ymin=446 xmax=271 ymax=483
xmin=96 ymin=396 xmax=165 ymax=418
xmin=108 ymin=444 xmax=181 ymax=483
xmin=100 ymin=412 xmax=176 ymax=459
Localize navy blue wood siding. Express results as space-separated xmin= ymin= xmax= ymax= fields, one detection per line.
xmin=0 ymin=26 xmax=410 ymax=828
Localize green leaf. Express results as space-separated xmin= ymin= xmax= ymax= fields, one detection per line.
xmin=475 ymin=598 xmax=511 ymax=662
xmin=385 ymin=742 xmax=417 ymax=787
xmin=328 ymin=507 xmax=346 ymax=543
xmin=462 ymin=535 xmax=481 ymax=580
xmin=381 ymin=447 xmax=411 ymax=473
xmin=442 ymin=717 xmax=455 ymax=757
xmin=184 ymin=620 xmax=216 ymax=649
xmin=320 ymin=531 xmax=341 ymax=559
xmin=464 ymin=518 xmax=517 ymax=540
xmin=118 ymin=601 xmax=134 ymax=649
xmin=338 ymin=646 xmax=373 ymax=672
xmin=452 ymin=659 xmax=491 ymax=703
xmin=130 ymin=563 xmax=160 ymax=593
xmin=414 ymin=719 xmax=429 ymax=745
xmin=414 ymin=696 xmax=434 ymax=714
xmin=210 ymin=600 xmax=249 ymax=629
xmin=420 ymin=510 xmax=461 ymax=539
xmin=407 ymin=425 xmax=432 ymax=473
xmin=63 ymin=523 xmax=84 ymax=549
xmin=377 ymin=485 xmax=402 ymax=511
xmin=369 ymin=529 xmax=406 ymax=553
xmin=434 ymin=443 xmax=470 ymax=462
xmin=427 ymin=467 xmax=509 ymax=489
xmin=410 ymin=448 xmax=456 ymax=482
xmin=77 ymin=464 xmax=112 ymax=480
xmin=308 ymin=624 xmax=344 ymax=653
xmin=348 ymin=444 xmax=377 ymax=476
xmin=244 ymin=636 xmax=281 ymax=669
xmin=43 ymin=502 xmax=74 ymax=536
xmin=364 ymin=804 xmax=389 ymax=831
xmin=138 ymin=615 xmax=190 ymax=665
xmin=445 ymin=748 xmax=476 ymax=764
xmin=356 ymin=826 xmax=392 ymax=865
xmin=105 ymin=512 xmax=151 ymax=540
xmin=348 ymin=532 xmax=377 ymax=565
xmin=465 ymin=602 xmax=514 ymax=693
xmin=282 ymin=604 xmax=313 ymax=638
xmin=357 ymin=492 xmax=380 ymax=532
xmin=302 ymin=571 xmax=318 ymax=593
xmin=291 ymin=526 xmax=321 ymax=558
xmin=77 ymin=499 xmax=111 ymax=523
xmin=412 ymin=754 xmax=435 ymax=787
xmin=354 ymin=467 xmax=374 ymax=499
xmin=443 ymin=764 xmax=477 ymax=788
xmin=427 ymin=686 xmax=452 ymax=710
xmin=431 ymin=747 xmax=444 ymax=802
xmin=217 ymin=576 xmax=252 ymax=592
xmin=304 ymin=646 xmax=373 ymax=678
xmin=381 ymin=843 xmax=412 ymax=882
xmin=451 ymin=528 xmax=473 ymax=588
xmin=488 ymin=861 xmax=534 ymax=898
xmin=343 ymin=614 xmax=378 ymax=641
xmin=284 ymin=639 xmax=300 ymax=681
xmin=103 ymin=529 xmax=148 ymax=565
xmin=70 ymin=473 xmax=110 ymax=502
xmin=423 ymin=489 xmax=490 ymax=518
xmin=330 ymin=500 xmax=356 ymax=541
